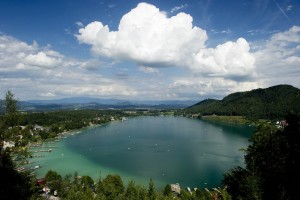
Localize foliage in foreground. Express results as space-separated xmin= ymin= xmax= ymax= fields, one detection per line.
xmin=223 ymin=113 xmax=300 ymax=200
xmin=30 ymin=171 xmax=231 ymax=200
xmin=0 ymin=91 xmax=35 ymax=199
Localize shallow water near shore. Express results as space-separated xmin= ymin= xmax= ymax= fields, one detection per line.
xmin=29 ymin=116 xmax=254 ymax=189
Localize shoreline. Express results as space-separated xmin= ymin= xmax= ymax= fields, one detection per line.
xmin=201 ymin=115 xmax=252 ymax=125
xmin=25 ymin=116 xmax=250 ymax=190
xmin=27 ymin=121 xmax=114 ymax=148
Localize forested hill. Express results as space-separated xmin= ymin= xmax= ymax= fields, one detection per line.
xmin=186 ymin=84 xmax=300 ymax=119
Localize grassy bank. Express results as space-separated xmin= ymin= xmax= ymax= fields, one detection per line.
xmin=201 ymin=115 xmax=251 ymax=124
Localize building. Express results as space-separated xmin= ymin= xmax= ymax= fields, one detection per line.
xmin=34 ymin=125 xmax=44 ymax=131
xmin=171 ymin=183 xmax=181 ymax=194
xmin=3 ymin=141 xmax=15 ymax=150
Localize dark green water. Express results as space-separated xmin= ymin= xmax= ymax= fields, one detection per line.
xmin=63 ymin=116 xmax=254 ymax=188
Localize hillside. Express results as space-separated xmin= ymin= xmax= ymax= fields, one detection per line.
xmin=186 ymin=84 xmax=300 ymax=119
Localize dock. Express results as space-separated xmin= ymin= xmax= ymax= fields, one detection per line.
xmin=31 ymin=165 xmax=41 ymax=170
xmin=34 ymin=149 xmax=52 ymax=153
xmin=32 ymin=155 xmax=45 ymax=158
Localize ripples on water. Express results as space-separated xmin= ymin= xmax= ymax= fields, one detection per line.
xmin=30 ymin=116 xmax=254 ymax=189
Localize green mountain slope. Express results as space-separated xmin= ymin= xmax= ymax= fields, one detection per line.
xmin=186 ymin=84 xmax=300 ymax=119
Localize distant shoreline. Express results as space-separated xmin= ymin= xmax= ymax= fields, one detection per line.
xmin=201 ymin=115 xmax=252 ymax=125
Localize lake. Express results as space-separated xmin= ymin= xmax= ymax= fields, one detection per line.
xmin=29 ymin=116 xmax=254 ymax=189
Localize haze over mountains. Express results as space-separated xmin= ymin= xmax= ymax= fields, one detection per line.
xmin=18 ymin=97 xmax=197 ymax=111
xmin=1 ymin=84 xmax=299 ymax=116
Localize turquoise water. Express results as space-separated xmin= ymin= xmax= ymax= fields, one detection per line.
xmin=29 ymin=116 xmax=254 ymax=189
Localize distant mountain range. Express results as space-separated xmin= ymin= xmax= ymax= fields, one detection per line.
xmin=186 ymin=84 xmax=300 ymax=119
xmin=16 ymin=97 xmax=197 ymax=111
xmin=26 ymin=97 xmax=127 ymax=105
xmin=2 ymin=85 xmax=299 ymax=117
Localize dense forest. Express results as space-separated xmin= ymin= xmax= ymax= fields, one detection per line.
xmin=223 ymin=113 xmax=300 ymax=200
xmin=186 ymin=85 xmax=300 ymax=119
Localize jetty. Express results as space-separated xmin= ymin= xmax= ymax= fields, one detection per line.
xmin=34 ymin=149 xmax=52 ymax=153
xmin=16 ymin=167 xmax=26 ymax=172
xmin=31 ymin=165 xmax=41 ymax=170
xmin=45 ymin=146 xmax=58 ymax=148
xmin=32 ymin=155 xmax=45 ymax=158
xmin=29 ymin=145 xmax=42 ymax=148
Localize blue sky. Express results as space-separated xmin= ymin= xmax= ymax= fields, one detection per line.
xmin=0 ymin=0 xmax=299 ymax=100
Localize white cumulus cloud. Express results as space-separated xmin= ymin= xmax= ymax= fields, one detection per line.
xmin=192 ymin=38 xmax=256 ymax=78
xmin=169 ymin=76 xmax=261 ymax=99
xmin=25 ymin=51 xmax=62 ymax=68
xmin=76 ymin=2 xmax=256 ymax=80
xmin=77 ymin=3 xmax=207 ymax=66
xmin=0 ymin=34 xmax=137 ymax=100
xmin=254 ymin=26 xmax=300 ymax=87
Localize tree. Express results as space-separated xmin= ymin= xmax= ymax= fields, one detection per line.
xmin=64 ymin=184 xmax=94 ymax=200
xmin=5 ymin=91 xmax=17 ymax=115
xmin=0 ymin=116 xmax=5 ymax=150
xmin=245 ymin=123 xmax=287 ymax=199
xmin=179 ymin=189 xmax=190 ymax=200
xmin=4 ymin=90 xmax=19 ymax=127
xmin=194 ymin=188 xmax=211 ymax=200
xmin=81 ymin=175 xmax=94 ymax=186
xmin=96 ymin=174 xmax=124 ymax=200
xmin=124 ymin=180 xmax=139 ymax=200
xmin=45 ymin=170 xmax=62 ymax=182
xmin=136 ymin=184 xmax=148 ymax=200
xmin=163 ymin=184 xmax=172 ymax=196
xmin=224 ymin=113 xmax=300 ymax=200
xmin=148 ymin=178 xmax=156 ymax=200
xmin=45 ymin=170 xmax=62 ymax=193
xmin=0 ymin=91 xmax=33 ymax=199
xmin=81 ymin=175 xmax=95 ymax=193
xmin=0 ymin=151 xmax=33 ymax=199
